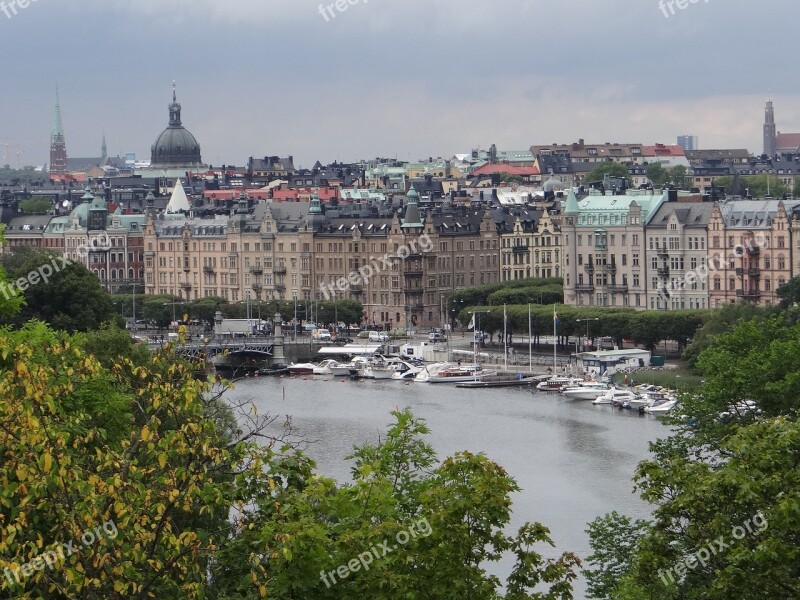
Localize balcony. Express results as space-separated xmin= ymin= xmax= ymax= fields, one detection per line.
xmin=747 ymin=246 xmax=760 ymax=255
xmin=657 ymin=267 xmax=670 ymax=278
xmin=748 ymin=267 xmax=761 ymax=278
xmin=604 ymin=264 xmax=617 ymax=276
xmin=594 ymin=242 xmax=608 ymax=252
xmin=203 ymin=265 xmax=215 ymax=274
xmin=735 ymin=267 xmax=743 ymax=276
xmin=404 ymin=270 xmax=424 ymax=277
xmin=273 ymin=265 xmax=287 ymax=274
xmin=657 ymin=246 xmax=669 ymax=258
xmin=180 ymin=282 xmax=192 ymax=291
xmin=275 ymin=284 xmax=286 ymax=292
xmin=252 ymin=282 xmax=262 ymax=291
xmin=350 ymin=284 xmax=363 ymax=293
xmin=607 ymin=284 xmax=629 ymax=293
xmin=250 ymin=266 xmax=263 ymax=275
xmin=736 ymin=289 xmax=761 ymax=299
xmin=583 ymin=264 xmax=595 ymax=274
xmin=574 ymin=283 xmax=595 ymax=293
xmin=512 ymin=245 xmax=528 ymax=254
xmin=406 ymin=288 xmax=424 ymax=295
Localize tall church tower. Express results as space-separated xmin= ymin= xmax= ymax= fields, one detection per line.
xmin=100 ymin=130 xmax=108 ymax=165
xmin=49 ymin=88 xmax=67 ymax=174
xmin=763 ymin=99 xmax=777 ymax=157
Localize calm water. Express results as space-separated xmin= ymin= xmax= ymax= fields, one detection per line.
xmin=227 ymin=376 xmax=669 ymax=597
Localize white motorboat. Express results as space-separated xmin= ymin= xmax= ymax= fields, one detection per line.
xmin=363 ymin=357 xmax=394 ymax=380
xmin=390 ymin=360 xmax=423 ymax=380
xmin=288 ymin=362 xmax=318 ymax=375
xmin=644 ymin=395 xmax=678 ymax=414
xmin=536 ymin=376 xmax=583 ymax=392
xmin=624 ymin=391 xmax=670 ymax=409
xmin=313 ymin=359 xmax=340 ymax=375
xmin=592 ymin=389 xmax=640 ymax=405
xmin=561 ymin=382 xmax=611 ymax=400
xmin=428 ymin=364 xmax=497 ymax=384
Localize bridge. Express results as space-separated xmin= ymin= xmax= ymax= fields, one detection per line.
xmin=166 ymin=336 xmax=276 ymax=360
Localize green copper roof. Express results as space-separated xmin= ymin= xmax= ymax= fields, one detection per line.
xmin=309 ymin=192 xmax=323 ymax=215
xmin=51 ymin=88 xmax=65 ymax=142
xmin=564 ymin=189 xmax=580 ymax=213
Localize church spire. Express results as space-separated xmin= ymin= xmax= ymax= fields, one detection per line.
xmin=49 ymin=86 xmax=68 ymax=175
xmin=100 ymin=129 xmax=108 ymax=164
xmin=168 ymin=81 xmax=182 ymax=127
xmin=51 ymin=86 xmax=65 ymax=144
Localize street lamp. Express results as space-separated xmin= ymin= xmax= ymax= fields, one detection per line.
xmin=576 ymin=318 xmax=599 ymax=351
xmin=163 ymin=300 xmax=181 ymax=325
xmin=675 ymin=375 xmax=681 ymax=393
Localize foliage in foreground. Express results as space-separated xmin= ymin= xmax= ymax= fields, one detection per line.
xmin=0 ymin=320 xmax=578 ymax=599
xmin=584 ymin=314 xmax=800 ymax=599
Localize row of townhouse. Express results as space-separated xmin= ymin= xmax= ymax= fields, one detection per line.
xmin=562 ymin=188 xmax=800 ymax=310
xmin=143 ymin=189 xmax=504 ymax=330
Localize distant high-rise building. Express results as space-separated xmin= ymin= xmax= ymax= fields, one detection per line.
xmin=764 ymin=99 xmax=777 ymax=157
xmin=49 ymin=88 xmax=67 ymax=174
xmin=677 ymin=135 xmax=697 ymax=151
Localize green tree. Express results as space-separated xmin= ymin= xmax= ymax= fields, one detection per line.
xmin=584 ymin=163 xmax=633 ymax=186
xmin=667 ymin=165 xmax=690 ymax=189
xmin=0 ymin=247 xmax=121 ymax=332
xmin=588 ymin=314 xmax=800 ymax=599
xmin=584 ymin=512 xmax=651 ymax=599
xmin=646 ymin=163 xmax=669 ymax=188
xmin=211 ymin=409 xmax=580 ymax=599
xmin=18 ymin=198 xmax=53 ymax=214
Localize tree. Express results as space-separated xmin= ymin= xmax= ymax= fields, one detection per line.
xmin=668 ymin=165 xmax=690 ymax=189
xmin=584 ymin=512 xmax=651 ymax=599
xmin=584 ymin=163 xmax=633 ymax=187
xmin=18 ymin=198 xmax=53 ymax=214
xmin=211 ymin=409 xmax=580 ymax=599
xmin=588 ymin=314 xmax=800 ymax=599
xmin=0 ymin=247 xmax=121 ymax=332
xmin=645 ymin=163 xmax=669 ymax=188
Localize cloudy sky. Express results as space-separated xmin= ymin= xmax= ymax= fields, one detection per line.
xmin=2 ymin=0 xmax=799 ymax=169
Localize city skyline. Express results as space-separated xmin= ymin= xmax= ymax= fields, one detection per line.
xmin=2 ymin=0 xmax=799 ymax=168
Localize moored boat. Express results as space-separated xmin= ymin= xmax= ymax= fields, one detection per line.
xmin=428 ymin=364 xmax=497 ymax=384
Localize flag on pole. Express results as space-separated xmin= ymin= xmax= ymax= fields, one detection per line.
xmin=553 ymin=306 xmax=560 ymax=328
xmin=468 ymin=313 xmax=475 ymax=330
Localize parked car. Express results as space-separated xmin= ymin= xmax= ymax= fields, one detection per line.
xmin=312 ymin=329 xmax=332 ymax=342
xmin=369 ymin=331 xmax=389 ymax=342
xmin=428 ymin=331 xmax=447 ymax=342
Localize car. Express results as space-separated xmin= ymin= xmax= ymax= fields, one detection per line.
xmin=428 ymin=332 xmax=447 ymax=342
xmin=368 ymin=331 xmax=389 ymax=342
xmin=313 ymin=329 xmax=332 ymax=342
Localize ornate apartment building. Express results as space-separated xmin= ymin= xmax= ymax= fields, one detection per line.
xmin=707 ymin=200 xmax=799 ymax=308
xmin=645 ymin=197 xmax=713 ymax=310
xmin=143 ymin=190 xmax=501 ymax=329
xmin=562 ymin=189 xmax=668 ymax=309
xmin=497 ymin=207 xmax=562 ymax=281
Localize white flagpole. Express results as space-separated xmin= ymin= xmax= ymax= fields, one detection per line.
xmin=553 ymin=305 xmax=557 ymax=372
xmin=528 ymin=303 xmax=532 ymax=373
xmin=503 ymin=304 xmax=507 ymax=372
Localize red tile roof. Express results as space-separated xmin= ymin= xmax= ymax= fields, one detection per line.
xmin=642 ymin=144 xmax=685 ymax=157
xmin=471 ymin=163 xmax=540 ymax=176
xmin=776 ymin=133 xmax=800 ymax=150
